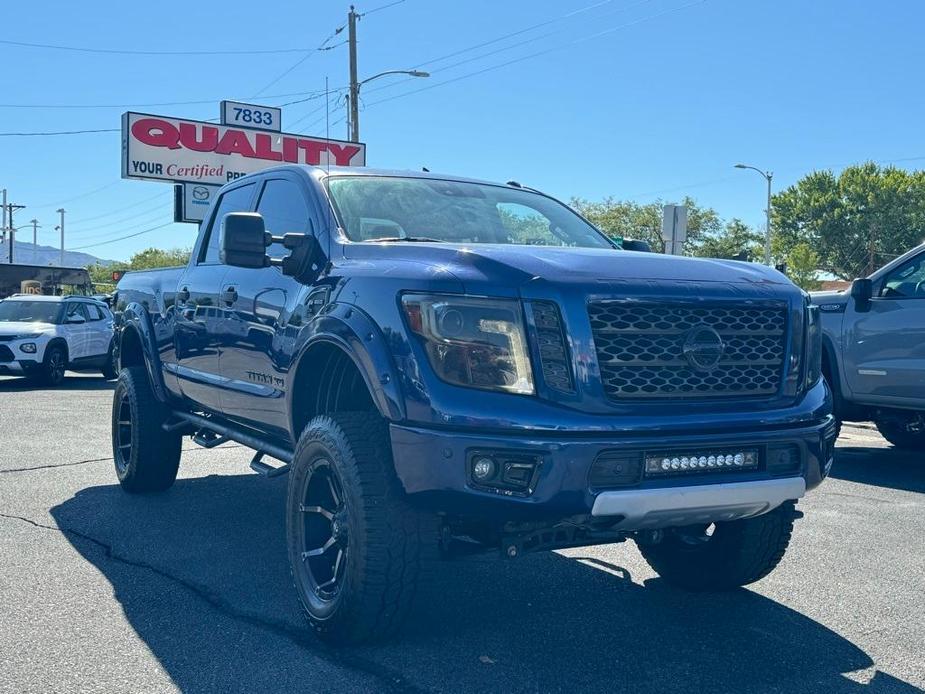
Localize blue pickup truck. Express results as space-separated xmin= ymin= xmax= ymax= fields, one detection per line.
xmin=113 ymin=165 xmax=834 ymax=643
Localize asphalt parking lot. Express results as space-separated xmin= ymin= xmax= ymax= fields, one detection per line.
xmin=1 ymin=373 xmax=922 ymax=694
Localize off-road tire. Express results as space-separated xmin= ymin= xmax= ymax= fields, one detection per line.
xmin=101 ymin=346 xmax=118 ymax=380
xmin=39 ymin=344 xmax=67 ymax=386
xmin=111 ymin=366 xmax=181 ymax=493
xmin=875 ymin=418 xmax=925 ymax=450
xmin=286 ymin=412 xmax=436 ymax=644
xmin=637 ymin=501 xmax=798 ymax=591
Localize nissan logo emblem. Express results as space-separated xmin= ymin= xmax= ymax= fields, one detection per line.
xmin=682 ymin=325 xmax=725 ymax=372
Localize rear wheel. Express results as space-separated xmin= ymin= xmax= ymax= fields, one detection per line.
xmin=875 ymin=415 xmax=925 ymax=450
xmin=637 ymin=501 xmax=798 ymax=590
xmin=287 ymin=412 xmax=436 ymax=644
xmin=112 ymin=366 xmax=182 ymax=492
xmin=39 ymin=344 xmax=67 ymax=386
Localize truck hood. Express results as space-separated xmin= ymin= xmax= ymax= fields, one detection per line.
xmin=0 ymin=321 xmax=54 ymax=335
xmin=342 ymin=243 xmax=789 ymax=289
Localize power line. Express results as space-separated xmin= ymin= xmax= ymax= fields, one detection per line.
xmin=0 ymin=88 xmax=330 ymax=110
xmin=68 ymin=202 xmax=171 ymax=236
xmin=359 ymin=0 xmax=407 ymax=17
xmin=361 ymin=0 xmax=631 ymax=98
xmin=28 ymin=181 xmax=120 ymax=208
xmin=254 ymin=22 xmax=348 ymax=97
xmin=68 ymin=222 xmax=175 ymax=250
xmin=0 ymin=38 xmax=322 ymax=56
xmin=363 ymin=1 xmax=706 ymax=110
xmin=0 ymin=127 xmax=119 ymax=137
xmin=67 ymin=192 xmax=169 ymax=224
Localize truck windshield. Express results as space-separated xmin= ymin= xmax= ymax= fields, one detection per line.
xmin=0 ymin=301 xmax=62 ymax=324
xmin=326 ymin=176 xmax=615 ymax=248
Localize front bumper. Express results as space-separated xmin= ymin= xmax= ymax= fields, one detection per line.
xmin=390 ymin=416 xmax=835 ymax=523
xmin=0 ymin=359 xmax=40 ymax=376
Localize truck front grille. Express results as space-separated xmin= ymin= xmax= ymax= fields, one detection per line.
xmin=588 ymin=301 xmax=788 ymax=400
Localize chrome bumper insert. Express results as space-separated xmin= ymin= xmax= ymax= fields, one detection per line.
xmin=591 ymin=477 xmax=805 ymax=530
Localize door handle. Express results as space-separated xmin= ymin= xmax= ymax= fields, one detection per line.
xmin=222 ymin=287 xmax=238 ymax=306
xmin=177 ymin=286 xmax=190 ymax=303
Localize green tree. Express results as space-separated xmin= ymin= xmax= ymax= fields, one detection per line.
xmin=772 ymin=162 xmax=925 ymax=279
xmin=782 ymin=242 xmax=822 ymax=291
xmin=692 ymin=218 xmax=764 ymax=260
xmin=128 ymin=247 xmax=191 ymax=269
xmin=570 ymin=196 xmax=722 ymax=254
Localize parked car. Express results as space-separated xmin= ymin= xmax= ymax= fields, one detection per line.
xmin=813 ymin=242 xmax=925 ymax=447
xmin=0 ymin=294 xmax=117 ymax=385
xmin=113 ymin=166 xmax=834 ymax=643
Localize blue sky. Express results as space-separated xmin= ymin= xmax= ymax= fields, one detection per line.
xmin=2 ymin=0 xmax=924 ymax=261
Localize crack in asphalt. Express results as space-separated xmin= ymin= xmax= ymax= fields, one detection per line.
xmin=0 ymin=511 xmax=428 ymax=694
xmin=0 ymin=444 xmax=246 ymax=475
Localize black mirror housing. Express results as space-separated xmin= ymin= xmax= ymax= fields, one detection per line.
xmin=850 ymin=277 xmax=873 ymax=303
xmin=621 ymin=239 xmax=652 ymax=253
xmin=220 ymin=212 xmax=269 ymax=269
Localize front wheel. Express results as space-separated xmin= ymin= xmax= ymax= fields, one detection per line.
xmin=875 ymin=416 xmax=925 ymax=450
xmin=637 ymin=501 xmax=798 ymax=591
xmin=101 ymin=348 xmax=118 ymax=380
xmin=111 ymin=366 xmax=182 ymax=492
xmin=39 ymin=344 xmax=67 ymax=386
xmin=286 ymin=412 xmax=436 ymax=644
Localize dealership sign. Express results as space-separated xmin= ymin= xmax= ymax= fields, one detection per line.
xmin=122 ymin=111 xmax=366 ymax=187
xmin=174 ymin=182 xmax=220 ymax=224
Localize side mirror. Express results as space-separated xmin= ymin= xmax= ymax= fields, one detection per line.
xmin=622 ymin=239 xmax=652 ymax=253
xmin=850 ymin=277 xmax=873 ymax=303
xmin=220 ymin=212 xmax=269 ymax=269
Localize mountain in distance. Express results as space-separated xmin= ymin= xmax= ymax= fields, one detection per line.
xmin=0 ymin=240 xmax=117 ymax=268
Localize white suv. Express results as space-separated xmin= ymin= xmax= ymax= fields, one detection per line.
xmin=0 ymin=295 xmax=117 ymax=386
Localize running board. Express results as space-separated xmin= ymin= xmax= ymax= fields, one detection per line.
xmin=167 ymin=411 xmax=294 ymax=469
xmin=249 ymin=452 xmax=290 ymax=478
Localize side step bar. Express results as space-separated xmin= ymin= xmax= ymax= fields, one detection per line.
xmin=165 ymin=411 xmax=293 ymax=476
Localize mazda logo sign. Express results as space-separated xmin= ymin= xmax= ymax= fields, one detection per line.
xmin=682 ymin=325 xmax=725 ymax=371
xmin=192 ymin=186 xmax=210 ymax=201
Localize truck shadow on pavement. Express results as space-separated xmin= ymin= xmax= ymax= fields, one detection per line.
xmin=0 ymin=375 xmax=114 ymax=391
xmin=51 ymin=474 xmax=919 ymax=694
xmin=830 ymin=447 xmax=924 ymax=494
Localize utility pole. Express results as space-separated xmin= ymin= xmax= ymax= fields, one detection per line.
xmin=6 ymin=200 xmax=25 ymax=264
xmin=30 ymin=219 xmax=40 ymax=264
xmin=56 ymin=209 xmax=66 ymax=267
xmin=347 ymin=5 xmax=360 ymax=143
xmin=734 ymin=164 xmax=773 ymax=265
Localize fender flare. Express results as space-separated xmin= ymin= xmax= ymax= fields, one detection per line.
xmin=118 ymin=302 xmax=170 ymax=403
xmin=821 ymin=334 xmax=850 ymax=416
xmin=288 ymin=302 xmax=405 ymax=432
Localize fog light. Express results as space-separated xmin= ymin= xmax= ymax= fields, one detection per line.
xmin=20 ymin=343 xmax=36 ymax=354
xmin=645 ymin=449 xmax=758 ymax=475
xmin=472 ymin=457 xmax=495 ymax=481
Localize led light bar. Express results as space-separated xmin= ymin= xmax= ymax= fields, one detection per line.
xmin=644 ymin=449 xmax=758 ymax=475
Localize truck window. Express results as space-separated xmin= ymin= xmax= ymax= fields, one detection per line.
xmin=256 ymin=179 xmax=312 ymax=258
xmin=881 ymin=253 xmax=925 ymax=298
xmin=201 ymin=183 xmax=257 ymax=264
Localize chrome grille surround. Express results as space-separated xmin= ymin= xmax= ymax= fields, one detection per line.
xmin=589 ymin=301 xmax=788 ymax=400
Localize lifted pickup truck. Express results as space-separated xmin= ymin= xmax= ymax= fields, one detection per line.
xmin=813 ymin=243 xmax=925 ymax=447
xmin=113 ymin=166 xmax=834 ymax=643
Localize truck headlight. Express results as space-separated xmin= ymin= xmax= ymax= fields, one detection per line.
xmin=805 ymin=303 xmax=822 ymax=389
xmin=402 ymin=294 xmax=535 ymax=395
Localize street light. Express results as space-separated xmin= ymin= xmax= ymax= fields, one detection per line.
xmin=734 ymin=163 xmax=773 ymax=265
xmin=348 ymin=69 xmax=429 ymax=142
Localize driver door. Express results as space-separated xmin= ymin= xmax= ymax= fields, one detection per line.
xmin=61 ymin=302 xmax=91 ymax=360
xmin=844 ymin=250 xmax=925 ymax=401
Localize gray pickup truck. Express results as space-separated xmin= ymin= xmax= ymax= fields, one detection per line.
xmin=813 ymin=243 xmax=925 ymax=447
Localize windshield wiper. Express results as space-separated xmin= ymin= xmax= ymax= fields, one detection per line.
xmin=365 ymin=236 xmax=448 ymax=243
